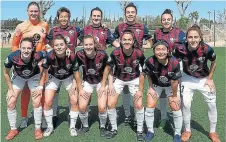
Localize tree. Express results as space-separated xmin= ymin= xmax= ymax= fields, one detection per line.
xmin=53 ymin=16 xmax=58 ymax=27
xmin=35 ymin=0 xmax=55 ymax=20
xmin=178 ymin=16 xmax=189 ymax=31
xmin=119 ymin=0 xmax=130 ymax=22
xmin=189 ymin=11 xmax=199 ymax=24
xmin=175 ymin=0 xmax=192 ymax=17
xmin=217 ymin=10 xmax=226 ymax=24
xmin=48 ymin=16 xmax=52 ymax=28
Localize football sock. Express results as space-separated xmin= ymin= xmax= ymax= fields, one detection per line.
xmin=44 ymin=109 xmax=53 ymax=128
xmin=108 ymin=108 xmax=117 ymax=131
xmin=136 ymin=107 xmax=144 ymax=132
xmin=7 ymin=109 xmax=17 ymax=130
xmin=172 ymin=110 xmax=183 ymax=135
xmin=145 ymin=107 xmax=155 ymax=133
xmin=34 ymin=106 xmax=42 ymax=129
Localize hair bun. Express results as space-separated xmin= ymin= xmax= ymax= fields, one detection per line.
xmin=163 ymin=9 xmax=172 ymax=14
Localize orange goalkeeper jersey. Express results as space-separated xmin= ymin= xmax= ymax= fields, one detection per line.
xmin=12 ymin=20 xmax=49 ymax=52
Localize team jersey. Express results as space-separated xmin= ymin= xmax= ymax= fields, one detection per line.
xmin=78 ymin=25 xmax=115 ymax=50
xmin=107 ymin=47 xmax=145 ymax=81
xmin=4 ymin=50 xmax=46 ymax=79
xmin=173 ymin=42 xmax=216 ymax=78
xmin=143 ymin=56 xmax=181 ymax=87
xmin=113 ymin=23 xmax=151 ymax=48
xmin=47 ymin=26 xmax=80 ymax=53
xmin=42 ymin=50 xmax=77 ymax=80
xmin=74 ymin=50 xmax=109 ymax=84
xmin=12 ymin=20 xmax=49 ymax=52
xmin=153 ymin=27 xmax=185 ymax=52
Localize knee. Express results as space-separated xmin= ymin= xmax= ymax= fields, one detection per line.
xmin=98 ymin=106 xmax=106 ymax=113
xmin=107 ymin=102 xmax=116 ymax=109
xmin=7 ymin=103 xmax=16 ymax=110
xmin=79 ymin=104 xmax=87 ymax=113
xmin=44 ymin=100 xmax=52 ymax=110
xmin=134 ymin=102 xmax=143 ymax=110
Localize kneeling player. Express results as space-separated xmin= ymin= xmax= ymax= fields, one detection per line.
xmin=101 ymin=29 xmax=145 ymax=141
xmin=143 ymin=41 xmax=182 ymax=142
xmin=42 ymin=35 xmax=79 ymax=137
xmin=4 ymin=38 xmax=46 ymax=140
xmin=74 ymin=35 xmax=109 ymax=137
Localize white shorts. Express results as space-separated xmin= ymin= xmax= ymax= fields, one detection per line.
xmin=181 ymin=73 xmax=216 ymax=103
xmin=45 ymin=74 xmax=73 ymax=91
xmin=113 ymin=77 xmax=139 ymax=96
xmin=152 ymin=84 xmax=173 ymax=98
xmin=83 ymin=81 xmax=108 ymax=94
xmin=11 ymin=73 xmax=41 ymax=91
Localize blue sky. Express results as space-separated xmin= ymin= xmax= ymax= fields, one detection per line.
xmin=1 ymin=1 xmax=225 ymax=21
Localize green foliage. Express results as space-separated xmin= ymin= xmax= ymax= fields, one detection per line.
xmin=178 ymin=16 xmax=190 ymax=31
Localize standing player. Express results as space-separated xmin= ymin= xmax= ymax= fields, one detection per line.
xmin=4 ymin=38 xmax=46 ymax=140
xmin=41 ymin=35 xmax=79 ymax=137
xmin=47 ymin=7 xmax=81 ymax=127
xmin=77 ymin=7 xmax=119 ymax=50
xmin=101 ymin=29 xmax=145 ymax=141
xmin=173 ymin=25 xmax=220 ymax=142
xmin=142 ymin=40 xmax=183 ymax=142
xmin=74 ymin=35 xmax=109 ymax=137
xmin=113 ymin=2 xmax=152 ymax=127
xmin=153 ymin=9 xmax=185 ymax=129
xmin=12 ymin=1 xmax=49 ymax=128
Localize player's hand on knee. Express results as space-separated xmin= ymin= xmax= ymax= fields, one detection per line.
xmin=69 ymin=86 xmax=76 ymax=96
xmin=204 ymin=79 xmax=216 ymax=93
xmin=32 ymin=86 xmax=43 ymax=99
xmin=79 ymin=89 xmax=89 ymax=100
xmin=108 ymin=85 xmax=116 ymax=96
xmin=98 ymin=86 xmax=105 ymax=98
xmin=147 ymin=87 xmax=158 ymax=100
xmin=169 ymin=96 xmax=181 ymax=111
xmin=6 ymin=90 xmax=17 ymax=106
xmin=134 ymin=90 xmax=143 ymax=103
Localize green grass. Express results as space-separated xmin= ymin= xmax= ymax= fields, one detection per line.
xmin=1 ymin=47 xmax=226 ymax=142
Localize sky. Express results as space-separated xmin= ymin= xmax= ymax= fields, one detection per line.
xmin=1 ymin=1 xmax=226 ymax=21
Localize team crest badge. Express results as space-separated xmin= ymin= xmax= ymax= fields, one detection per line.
xmin=136 ymin=29 xmax=141 ymax=34
xmin=69 ymin=30 xmax=74 ymax=35
xmin=32 ymin=61 xmax=38 ymax=67
xmin=33 ymin=33 xmax=41 ymax=43
xmin=198 ymin=57 xmax=205 ymax=62
xmin=133 ymin=60 xmax=139 ymax=65
xmin=95 ymin=36 xmax=100 ymax=42
xmin=65 ymin=36 xmax=70 ymax=44
xmin=96 ymin=63 xmax=102 ymax=68
xmin=66 ymin=64 xmax=72 ymax=69
xmin=101 ymin=31 xmax=105 ymax=35
xmin=170 ymin=38 xmax=175 ymax=43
